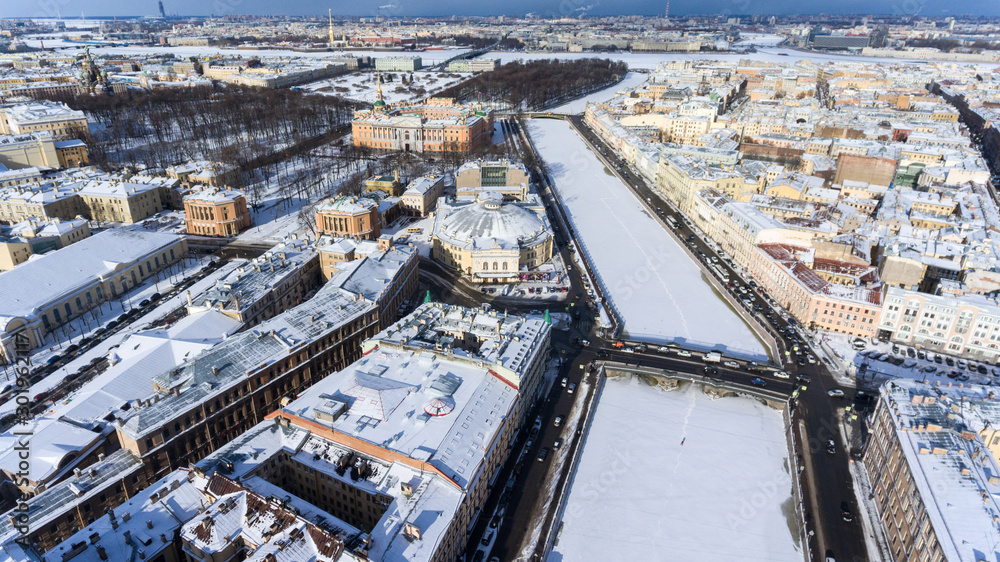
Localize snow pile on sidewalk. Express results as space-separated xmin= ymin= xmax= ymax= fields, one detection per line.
xmin=549 ymin=378 xmax=800 ymax=562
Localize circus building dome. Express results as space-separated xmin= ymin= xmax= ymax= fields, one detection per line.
xmin=432 ymin=192 xmax=554 ymax=282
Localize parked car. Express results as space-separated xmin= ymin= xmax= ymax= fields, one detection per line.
xmin=553 ymin=438 xmax=564 ymax=450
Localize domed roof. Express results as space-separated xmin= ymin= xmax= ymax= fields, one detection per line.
xmin=424 ymin=395 xmax=455 ymax=417
xmin=436 ymin=197 xmax=550 ymax=250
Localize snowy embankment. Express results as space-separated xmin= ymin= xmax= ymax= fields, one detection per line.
xmin=550 ymin=71 xmax=649 ymax=114
xmin=526 ymin=118 xmax=767 ymax=359
xmin=549 ymin=377 xmax=800 ymax=562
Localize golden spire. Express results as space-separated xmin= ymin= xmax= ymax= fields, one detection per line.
xmin=328 ymin=9 xmax=334 ymax=47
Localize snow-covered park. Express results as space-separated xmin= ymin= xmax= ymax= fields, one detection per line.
xmin=300 ymin=70 xmax=470 ymax=105
xmin=526 ymin=118 xmax=767 ymax=359
xmin=550 ymin=377 xmax=799 ymax=562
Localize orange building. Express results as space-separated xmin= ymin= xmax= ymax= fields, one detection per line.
xmin=352 ymin=87 xmax=494 ymax=153
xmin=315 ymin=196 xmax=381 ymax=240
xmin=183 ymin=187 xmax=252 ymax=236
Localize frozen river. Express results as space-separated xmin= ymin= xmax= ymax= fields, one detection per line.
xmin=549 ymin=377 xmax=799 ymax=562
xmin=527 ymin=118 xmax=768 ymax=358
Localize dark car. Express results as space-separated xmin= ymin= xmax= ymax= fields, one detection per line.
xmin=139 ymin=299 xmax=151 ymax=308
xmin=64 ymin=344 xmax=79 ymax=354
xmin=841 ymin=502 xmax=853 ymax=522
xmin=33 ymin=391 xmax=50 ymax=402
xmin=826 ymin=440 xmax=836 ymax=454
xmin=750 ymin=377 xmax=767 ymax=387
xmin=946 ymin=357 xmax=955 ymax=366
xmin=537 ymin=447 xmax=550 ymax=462
xmin=150 ymin=293 xmax=162 ymax=302
xmin=46 ymin=355 xmax=61 ymax=365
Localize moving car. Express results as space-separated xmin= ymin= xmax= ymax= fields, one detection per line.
xmin=537 ymin=447 xmax=550 ymax=462
xmin=554 ymin=415 xmax=564 ymax=427
xmin=828 ymin=389 xmax=845 ymax=398
xmin=750 ymin=378 xmax=767 ymax=387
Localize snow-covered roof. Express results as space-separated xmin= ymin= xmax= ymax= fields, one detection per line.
xmin=0 ymin=230 xmax=182 ymax=323
xmin=116 ymin=248 xmax=415 ymax=440
xmin=433 ymin=193 xmax=551 ymax=252
xmin=876 ymin=379 xmax=1000 ymax=562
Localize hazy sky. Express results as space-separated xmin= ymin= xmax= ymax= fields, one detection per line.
xmin=11 ymin=0 xmax=998 ymax=18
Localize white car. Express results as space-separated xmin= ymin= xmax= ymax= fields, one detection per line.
xmin=828 ymin=389 xmax=845 ymax=398
xmin=723 ymin=361 xmax=740 ymax=369
xmin=675 ymin=349 xmax=692 ymax=358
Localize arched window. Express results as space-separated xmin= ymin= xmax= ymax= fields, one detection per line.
xmin=502 ymin=262 xmax=507 ymax=271
xmin=493 ymin=262 xmax=498 ymax=271
xmin=482 ymin=262 xmax=488 ymax=271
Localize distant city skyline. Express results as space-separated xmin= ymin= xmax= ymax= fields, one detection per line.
xmin=7 ymin=0 xmax=1000 ymax=18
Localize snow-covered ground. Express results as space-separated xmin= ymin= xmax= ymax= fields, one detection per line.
xmin=483 ymin=47 xmax=1000 ymax=70
xmin=550 ymin=71 xmax=649 ymax=114
xmin=550 ymin=377 xmax=799 ymax=562
xmin=526 ymin=118 xmax=767 ymax=359
xmin=300 ymin=70 xmax=470 ymax=105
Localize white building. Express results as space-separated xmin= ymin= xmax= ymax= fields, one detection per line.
xmin=374 ymin=56 xmax=422 ymax=72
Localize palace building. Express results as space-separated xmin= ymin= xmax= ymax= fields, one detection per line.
xmin=352 ymin=74 xmax=494 ymax=154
